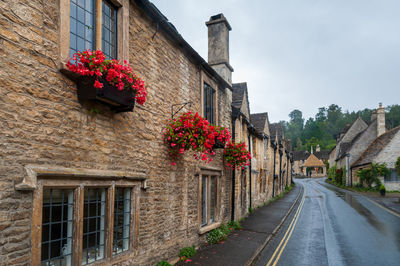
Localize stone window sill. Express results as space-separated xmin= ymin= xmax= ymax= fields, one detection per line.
xmin=198 ymin=222 xmax=221 ymax=235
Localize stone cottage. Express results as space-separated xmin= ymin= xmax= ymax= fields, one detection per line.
xmin=0 ymin=0 xmax=292 ymax=265
xmin=329 ymin=103 xmax=387 ymax=170
xmin=250 ymin=112 xmax=274 ymax=204
xmin=351 ymin=126 xmax=400 ymax=190
xmin=269 ymin=123 xmax=292 ymax=196
xmin=0 ymin=0 xmax=238 ymax=264
xmin=231 ymin=82 xmax=252 ymax=220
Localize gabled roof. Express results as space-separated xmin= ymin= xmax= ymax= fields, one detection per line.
xmin=270 ymin=123 xmax=284 ymax=140
xmin=352 ymin=126 xmax=400 ymax=167
xmin=293 ymin=151 xmax=310 ymax=161
xmin=336 ymin=119 xmax=377 ymax=161
xmin=232 ymin=82 xmax=250 ymax=119
xmin=250 ymin=112 xmax=269 ymax=135
xmin=303 ymin=154 xmax=325 ymax=167
xmin=314 ymin=150 xmax=329 ymax=160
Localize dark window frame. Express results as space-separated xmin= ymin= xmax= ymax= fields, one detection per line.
xmin=35 ymin=180 xmax=138 ymax=266
xmin=203 ymin=82 xmax=215 ymax=124
xmin=200 ymin=171 xmax=220 ymax=227
xmin=101 ymin=0 xmax=118 ymax=59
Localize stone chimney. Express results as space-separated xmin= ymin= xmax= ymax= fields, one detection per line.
xmin=316 ymin=144 xmax=321 ymax=152
xmin=206 ymin=14 xmax=234 ymax=85
xmin=377 ymin=103 xmax=386 ymax=137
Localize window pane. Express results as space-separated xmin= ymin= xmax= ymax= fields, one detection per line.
xmin=102 ymin=0 xmax=117 ymax=59
xmin=210 ymin=177 xmax=217 ymax=223
xmin=203 ymin=83 xmax=214 ymax=124
xmin=113 ymin=188 xmax=131 ymax=255
xmin=201 ymin=176 xmax=207 ymax=226
xmin=70 ymin=0 xmax=94 ymax=55
xmin=41 ymin=189 xmax=73 ymax=266
xmin=82 ymin=188 xmax=106 ymax=265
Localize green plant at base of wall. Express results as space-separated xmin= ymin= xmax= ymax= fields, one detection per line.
xmin=357 ymin=163 xmax=390 ymax=188
xmin=156 ymin=261 xmax=171 ymax=266
xmin=179 ymin=246 xmax=197 ymax=261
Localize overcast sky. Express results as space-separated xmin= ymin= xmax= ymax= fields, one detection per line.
xmin=151 ymin=0 xmax=400 ymax=123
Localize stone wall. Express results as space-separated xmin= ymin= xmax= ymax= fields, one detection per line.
xmin=0 ymin=1 xmax=233 ymax=265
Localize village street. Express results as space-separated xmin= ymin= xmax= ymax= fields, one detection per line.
xmin=256 ymin=178 xmax=400 ymax=266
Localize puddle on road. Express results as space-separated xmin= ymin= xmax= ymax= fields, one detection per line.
xmin=320 ymin=183 xmax=391 ymax=237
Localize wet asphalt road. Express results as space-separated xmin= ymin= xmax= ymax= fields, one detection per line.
xmin=256 ymin=178 xmax=400 ymax=266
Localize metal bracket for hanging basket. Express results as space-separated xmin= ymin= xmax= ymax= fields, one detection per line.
xmin=171 ymin=102 xmax=192 ymax=119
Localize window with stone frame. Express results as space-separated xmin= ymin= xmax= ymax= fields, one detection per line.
xmin=385 ymin=169 xmax=400 ymax=182
xmin=203 ymin=82 xmax=215 ymax=125
xmin=60 ymin=0 xmax=129 ymax=67
xmin=70 ymin=0 xmax=118 ymax=59
xmin=33 ymin=180 xmax=137 ymax=266
xmin=200 ymin=171 xmax=220 ymax=227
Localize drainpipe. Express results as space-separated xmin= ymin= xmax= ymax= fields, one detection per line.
xmin=248 ymin=132 xmax=252 ymax=210
xmin=272 ymin=145 xmax=276 ymax=197
xmin=346 ymin=153 xmax=350 ymax=186
xmin=279 ymin=150 xmax=282 ymax=193
xmin=231 ymin=117 xmax=236 ymax=221
xmin=286 ymin=155 xmax=289 ymax=187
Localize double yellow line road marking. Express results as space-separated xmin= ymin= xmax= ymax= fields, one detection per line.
xmin=266 ymin=187 xmax=307 ymax=266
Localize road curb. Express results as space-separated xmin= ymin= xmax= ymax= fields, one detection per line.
xmin=245 ymin=183 xmax=304 ymax=266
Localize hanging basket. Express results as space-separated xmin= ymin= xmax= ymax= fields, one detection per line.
xmin=212 ymin=137 xmax=226 ymax=149
xmin=77 ymin=76 xmax=136 ymax=113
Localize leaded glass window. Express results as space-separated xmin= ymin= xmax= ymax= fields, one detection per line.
xmin=201 ymin=174 xmax=219 ymax=227
xmin=209 ymin=177 xmax=217 ymax=223
xmin=204 ymin=83 xmax=215 ymax=124
xmin=102 ymin=0 xmax=117 ymax=59
xmin=41 ymin=189 xmax=74 ymax=266
xmin=70 ymin=0 xmax=95 ymax=57
xmin=82 ymin=188 xmax=106 ymax=265
xmin=113 ymin=188 xmax=131 ymax=255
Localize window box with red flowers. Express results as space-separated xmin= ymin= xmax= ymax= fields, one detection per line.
xmin=163 ymin=111 xmax=231 ymax=165
xmin=67 ymin=50 xmax=148 ymax=113
xmin=223 ymin=142 xmax=252 ymax=169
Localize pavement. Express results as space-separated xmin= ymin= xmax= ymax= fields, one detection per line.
xmin=179 ymin=183 xmax=302 ymax=266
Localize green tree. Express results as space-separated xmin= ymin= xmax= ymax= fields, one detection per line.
xmin=386 ymin=105 xmax=400 ymax=129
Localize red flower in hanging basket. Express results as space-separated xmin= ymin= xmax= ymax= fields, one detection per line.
xmin=223 ymin=141 xmax=252 ymax=169
xmin=67 ymin=49 xmax=148 ymax=105
xmin=163 ymin=111 xmax=231 ymax=165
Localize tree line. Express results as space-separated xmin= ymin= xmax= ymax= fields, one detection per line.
xmin=280 ymin=104 xmax=400 ymax=151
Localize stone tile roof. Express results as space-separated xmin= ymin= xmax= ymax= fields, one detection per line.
xmin=293 ymin=151 xmax=310 ymax=161
xmin=352 ymin=125 xmax=400 ymax=167
xmin=314 ymin=150 xmax=329 ymax=160
xmin=250 ymin=112 xmax=269 ymax=134
xmin=336 ymin=120 xmax=376 ymax=161
xmin=303 ymin=154 xmax=325 ymax=167
xmin=270 ymin=123 xmax=284 ymax=140
xmin=232 ymin=82 xmax=247 ymax=110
